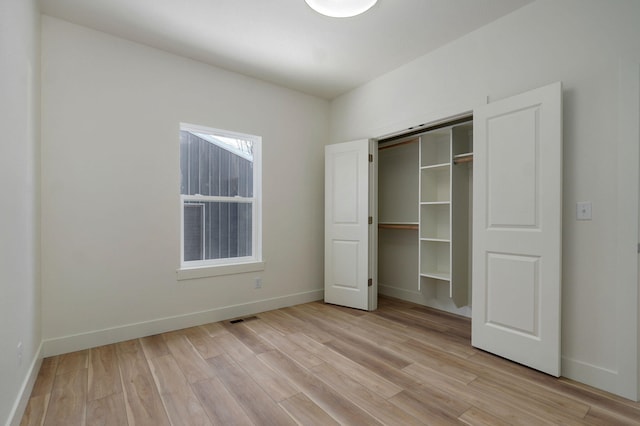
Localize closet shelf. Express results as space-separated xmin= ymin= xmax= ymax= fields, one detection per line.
xmin=421 ymin=162 xmax=450 ymax=170
xmin=420 ymin=237 xmax=450 ymax=243
xmin=420 ymin=272 xmax=451 ymax=282
xmin=420 ymin=201 xmax=450 ymax=205
xmin=379 ymin=223 xmax=419 ymax=230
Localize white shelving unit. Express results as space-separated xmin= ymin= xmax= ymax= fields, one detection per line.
xmin=419 ymin=129 xmax=452 ymax=286
xmin=418 ymin=123 xmax=472 ymax=307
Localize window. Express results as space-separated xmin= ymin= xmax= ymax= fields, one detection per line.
xmin=179 ymin=123 xmax=261 ymax=270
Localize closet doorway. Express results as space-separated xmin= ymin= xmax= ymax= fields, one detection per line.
xmin=378 ymin=119 xmax=473 ymax=315
xmin=325 ymin=82 xmax=563 ymax=376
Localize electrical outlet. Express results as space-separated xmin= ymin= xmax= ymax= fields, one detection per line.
xmin=17 ymin=341 xmax=23 ymax=366
xmin=576 ymin=201 xmax=592 ymax=220
xmin=254 ymin=277 xmax=262 ymax=289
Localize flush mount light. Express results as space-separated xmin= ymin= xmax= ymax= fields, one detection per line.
xmin=305 ymin=0 xmax=378 ymax=18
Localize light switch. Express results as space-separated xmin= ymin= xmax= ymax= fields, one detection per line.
xmin=576 ymin=201 xmax=592 ymax=220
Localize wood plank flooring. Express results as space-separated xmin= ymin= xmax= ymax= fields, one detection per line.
xmin=21 ymin=297 xmax=640 ymax=425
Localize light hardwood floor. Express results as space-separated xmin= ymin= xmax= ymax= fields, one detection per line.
xmin=21 ymin=297 xmax=640 ymax=425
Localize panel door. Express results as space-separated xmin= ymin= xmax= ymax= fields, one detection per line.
xmin=325 ymin=139 xmax=371 ymax=310
xmin=472 ymin=82 xmax=563 ymax=376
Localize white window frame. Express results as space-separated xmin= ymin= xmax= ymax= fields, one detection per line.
xmin=178 ymin=123 xmax=263 ymax=278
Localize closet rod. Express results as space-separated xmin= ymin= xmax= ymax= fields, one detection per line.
xmin=378 ymin=223 xmax=419 ymax=230
xmin=453 ymin=154 xmax=474 ymax=165
xmin=378 ymin=138 xmax=418 ymax=151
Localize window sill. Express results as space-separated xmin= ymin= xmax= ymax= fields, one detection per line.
xmin=176 ymin=261 xmax=265 ymax=281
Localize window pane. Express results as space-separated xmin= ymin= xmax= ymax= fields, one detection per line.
xmin=184 ymin=201 xmax=253 ymax=261
xmin=184 ymin=203 xmax=204 ymax=261
xmin=180 ymin=131 xmax=253 ymax=197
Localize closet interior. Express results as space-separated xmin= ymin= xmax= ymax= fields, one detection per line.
xmin=377 ymin=119 xmax=474 ymax=316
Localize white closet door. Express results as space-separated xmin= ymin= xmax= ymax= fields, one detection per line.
xmin=472 ymin=82 xmax=563 ymax=377
xmin=325 ymin=140 xmax=371 ymax=310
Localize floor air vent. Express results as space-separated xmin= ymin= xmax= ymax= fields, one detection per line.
xmin=228 ymin=315 xmax=258 ymax=324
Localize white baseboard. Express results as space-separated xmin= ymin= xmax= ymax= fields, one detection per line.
xmin=561 ymin=356 xmax=637 ymax=400
xmin=43 ymin=290 xmax=323 ymax=357
xmin=382 ymin=285 xmax=636 ymax=400
xmin=37 ymin=287 xmax=638 ymax=403
xmin=6 ymin=342 xmax=43 ymax=426
xmin=379 ymin=284 xmax=424 ymax=302
xmin=379 ymin=284 xmax=471 ymax=318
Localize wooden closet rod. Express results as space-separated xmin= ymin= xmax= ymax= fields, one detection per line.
xmin=453 ymin=155 xmax=473 ymax=164
xmin=378 ymin=223 xmax=419 ymax=230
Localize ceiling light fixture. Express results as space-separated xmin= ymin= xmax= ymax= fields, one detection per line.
xmin=305 ymin=0 xmax=378 ymax=18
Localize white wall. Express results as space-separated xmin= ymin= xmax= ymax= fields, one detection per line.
xmin=330 ymin=0 xmax=640 ymax=400
xmin=40 ymin=17 xmax=329 ymax=355
xmin=0 ymin=0 xmax=41 ymax=424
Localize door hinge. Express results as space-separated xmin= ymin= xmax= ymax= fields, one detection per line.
xmin=368 ymin=278 xmax=373 ymax=287
xmin=369 ymin=154 xmax=373 ymax=162
xmin=637 ymin=243 xmax=640 ymax=253
xmin=368 ymin=216 xmax=373 ymax=224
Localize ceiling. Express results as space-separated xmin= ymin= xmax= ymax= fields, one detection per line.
xmin=40 ymin=0 xmax=534 ymax=99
